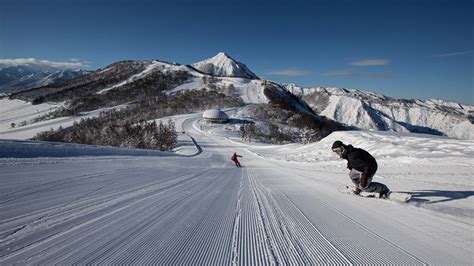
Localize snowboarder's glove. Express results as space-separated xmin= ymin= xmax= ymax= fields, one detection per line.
xmin=352 ymin=187 xmax=361 ymax=195
xmin=360 ymin=174 xmax=368 ymax=188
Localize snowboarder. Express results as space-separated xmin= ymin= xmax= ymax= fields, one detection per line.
xmin=331 ymin=140 xmax=391 ymax=198
xmin=231 ymin=152 xmax=242 ymax=167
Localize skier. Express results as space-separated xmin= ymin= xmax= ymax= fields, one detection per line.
xmin=331 ymin=140 xmax=391 ymax=198
xmin=231 ymin=152 xmax=242 ymax=167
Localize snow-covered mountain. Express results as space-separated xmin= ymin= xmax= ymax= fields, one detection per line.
xmin=0 ymin=61 xmax=90 ymax=94
xmin=285 ymin=84 xmax=474 ymax=140
xmin=191 ymin=52 xmax=259 ymax=79
xmin=3 ymin=58 xmax=339 ymax=143
xmin=1 ymin=53 xmax=472 ymax=141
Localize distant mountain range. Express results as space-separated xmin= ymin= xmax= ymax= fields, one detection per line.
xmin=3 ymin=53 xmax=473 ymax=140
xmin=0 ymin=62 xmax=90 ymax=94
xmin=285 ymin=84 xmax=474 ymax=140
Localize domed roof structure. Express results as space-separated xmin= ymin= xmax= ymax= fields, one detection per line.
xmin=203 ymin=109 xmax=229 ymax=123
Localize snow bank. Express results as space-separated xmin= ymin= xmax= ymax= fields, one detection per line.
xmin=248 ymin=130 xmax=474 ymax=164
xmin=0 ymin=139 xmax=167 ymax=158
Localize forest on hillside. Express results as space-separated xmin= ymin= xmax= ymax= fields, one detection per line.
xmin=34 ymin=89 xmax=245 ymax=150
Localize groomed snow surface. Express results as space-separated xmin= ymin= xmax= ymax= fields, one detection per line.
xmin=0 ymin=112 xmax=473 ymax=264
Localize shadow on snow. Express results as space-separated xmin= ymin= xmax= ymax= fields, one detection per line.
xmin=398 ymin=190 xmax=474 ymax=204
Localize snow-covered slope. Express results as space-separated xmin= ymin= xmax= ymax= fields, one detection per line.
xmin=0 ymin=99 xmax=63 ymax=139
xmin=0 ymin=114 xmax=472 ymax=264
xmin=191 ymin=52 xmax=259 ymax=79
xmin=0 ymin=98 xmax=129 ymax=140
xmin=92 ymin=59 xmax=267 ymax=104
xmin=96 ymin=61 xmax=175 ymax=94
xmin=285 ymin=84 xmax=474 ymax=140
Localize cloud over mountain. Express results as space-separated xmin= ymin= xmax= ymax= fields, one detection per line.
xmin=0 ymin=58 xmax=88 ymax=70
xmin=430 ymin=50 xmax=472 ymax=58
xmin=349 ymin=58 xmax=390 ymax=66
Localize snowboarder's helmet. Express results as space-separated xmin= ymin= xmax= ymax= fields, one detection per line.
xmin=332 ymin=140 xmax=344 ymax=149
xmin=331 ymin=140 xmax=345 ymax=155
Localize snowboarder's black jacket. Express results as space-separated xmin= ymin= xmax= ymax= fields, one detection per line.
xmin=341 ymin=145 xmax=378 ymax=177
xmin=231 ymin=153 xmax=242 ymax=161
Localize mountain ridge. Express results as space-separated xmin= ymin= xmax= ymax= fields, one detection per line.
xmin=2 ymin=53 xmax=473 ymax=140
xmin=284 ymin=84 xmax=473 ymax=140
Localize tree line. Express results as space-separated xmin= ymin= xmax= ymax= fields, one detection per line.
xmin=34 ymin=89 xmax=244 ymax=151
xmin=34 ymin=119 xmax=178 ymax=151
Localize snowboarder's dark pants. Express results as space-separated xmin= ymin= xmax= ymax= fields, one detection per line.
xmin=232 ymin=159 xmax=241 ymax=167
xmin=349 ymin=169 xmax=388 ymax=193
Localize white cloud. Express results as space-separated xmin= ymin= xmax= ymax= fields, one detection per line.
xmin=350 ymin=58 xmax=390 ymax=66
xmin=321 ymin=69 xmax=397 ymax=79
xmin=430 ymin=50 xmax=472 ymax=58
xmin=266 ymin=69 xmax=312 ymax=76
xmin=0 ymin=58 xmax=89 ymax=69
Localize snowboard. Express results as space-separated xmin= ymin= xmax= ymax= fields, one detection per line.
xmin=338 ymin=185 xmax=412 ymax=203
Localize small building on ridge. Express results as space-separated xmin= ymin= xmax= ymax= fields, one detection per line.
xmin=203 ymin=109 xmax=229 ymax=123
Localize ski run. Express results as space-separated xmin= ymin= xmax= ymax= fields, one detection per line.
xmin=0 ymin=112 xmax=473 ymax=264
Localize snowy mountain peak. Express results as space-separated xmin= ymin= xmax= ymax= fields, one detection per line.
xmin=191 ymin=52 xmax=259 ymax=79
xmin=212 ymin=52 xmax=240 ymax=64
xmin=215 ymin=51 xmax=231 ymax=59
xmin=205 ymin=52 xmax=237 ymax=66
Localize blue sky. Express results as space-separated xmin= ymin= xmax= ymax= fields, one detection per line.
xmin=1 ymin=0 xmax=472 ymax=104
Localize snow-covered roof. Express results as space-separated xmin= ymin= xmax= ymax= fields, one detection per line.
xmin=202 ymin=109 xmax=229 ymax=120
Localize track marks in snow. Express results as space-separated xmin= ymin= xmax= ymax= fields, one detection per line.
xmin=230 ymin=169 xmax=243 ymax=264
xmin=249 ymin=167 xmax=425 ymax=265
xmin=64 ymin=171 xmax=223 ymax=265
xmin=0 ymin=168 xmax=215 ymax=263
xmin=0 ymin=158 xmax=438 ymax=264
xmin=0 ymin=168 xmax=125 ymax=204
xmin=318 ymin=198 xmax=426 ymax=265
xmin=242 ymin=168 xmax=351 ymax=265
xmin=99 ymin=167 xmax=242 ymax=265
